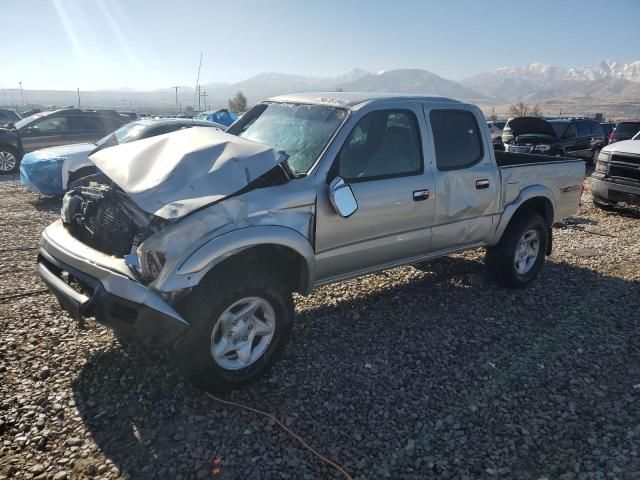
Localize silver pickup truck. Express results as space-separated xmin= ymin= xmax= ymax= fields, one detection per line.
xmin=37 ymin=93 xmax=584 ymax=392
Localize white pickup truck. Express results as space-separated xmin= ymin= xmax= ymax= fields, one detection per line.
xmin=37 ymin=93 xmax=585 ymax=392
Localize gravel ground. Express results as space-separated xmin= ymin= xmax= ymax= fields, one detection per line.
xmin=1 ymin=172 xmax=639 ymax=480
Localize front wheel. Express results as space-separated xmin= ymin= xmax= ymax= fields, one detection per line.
xmin=0 ymin=146 xmax=20 ymax=174
xmin=486 ymin=213 xmax=548 ymax=288
xmin=175 ymin=269 xmax=294 ymax=393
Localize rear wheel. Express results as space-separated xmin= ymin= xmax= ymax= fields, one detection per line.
xmin=0 ymin=146 xmax=20 ymax=174
xmin=486 ymin=213 xmax=548 ymax=288
xmin=175 ymin=268 xmax=294 ymax=393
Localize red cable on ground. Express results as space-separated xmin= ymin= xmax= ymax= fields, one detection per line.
xmin=205 ymin=392 xmax=353 ymax=480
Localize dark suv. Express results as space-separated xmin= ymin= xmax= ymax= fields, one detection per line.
xmin=610 ymin=121 xmax=640 ymax=144
xmin=0 ymin=109 xmax=128 ymax=174
xmin=502 ymin=117 xmax=605 ymax=163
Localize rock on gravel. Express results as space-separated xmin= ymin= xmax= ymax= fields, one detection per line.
xmin=1 ymin=173 xmax=640 ymax=479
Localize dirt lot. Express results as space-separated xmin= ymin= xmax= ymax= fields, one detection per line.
xmin=1 ymin=173 xmax=639 ymax=480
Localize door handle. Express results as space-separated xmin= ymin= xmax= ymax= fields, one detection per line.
xmin=413 ymin=189 xmax=429 ymax=201
xmin=476 ymin=179 xmax=490 ymax=189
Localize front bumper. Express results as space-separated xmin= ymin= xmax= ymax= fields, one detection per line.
xmin=37 ymin=220 xmax=189 ymax=346
xmin=591 ymin=175 xmax=640 ymax=205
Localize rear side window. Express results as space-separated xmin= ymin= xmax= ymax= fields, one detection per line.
xmin=590 ymin=122 xmax=603 ymax=136
xmin=69 ymin=116 xmax=104 ymax=131
xmin=430 ymin=110 xmax=483 ymax=170
xmin=577 ymin=121 xmax=590 ymax=137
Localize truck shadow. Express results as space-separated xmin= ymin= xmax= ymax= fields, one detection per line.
xmin=71 ymin=256 xmax=640 ymax=479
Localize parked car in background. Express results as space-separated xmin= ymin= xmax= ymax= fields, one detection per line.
xmin=20 ymin=108 xmax=41 ymax=118
xmin=196 ymin=108 xmax=238 ymax=127
xmin=0 ymin=109 xmax=128 ymax=174
xmin=20 ymin=118 xmax=224 ymax=195
xmin=601 ymin=122 xmax=615 ymax=145
xmin=117 ymin=111 xmax=141 ymax=122
xmin=37 ymin=93 xmax=584 ymax=393
xmin=487 ymin=120 xmax=506 ymax=150
xmin=610 ymin=121 xmax=640 ymax=144
xmin=0 ymin=109 xmax=21 ymax=125
xmin=487 ymin=121 xmax=506 ymax=141
xmin=503 ymin=117 xmax=605 ymax=163
xmin=592 ymin=136 xmax=640 ymax=209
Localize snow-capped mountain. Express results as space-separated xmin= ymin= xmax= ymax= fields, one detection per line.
xmin=569 ymin=60 xmax=640 ymax=82
xmin=462 ymin=60 xmax=640 ymax=101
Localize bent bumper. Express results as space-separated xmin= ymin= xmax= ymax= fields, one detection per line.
xmin=38 ymin=221 xmax=189 ymax=346
xmin=591 ymin=175 xmax=640 ymax=205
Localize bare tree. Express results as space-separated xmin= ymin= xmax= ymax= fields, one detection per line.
xmin=530 ymin=104 xmax=542 ymax=117
xmin=489 ymin=108 xmax=497 ymax=122
xmin=509 ymin=102 xmax=529 ymax=117
xmin=228 ymin=91 xmax=248 ymax=114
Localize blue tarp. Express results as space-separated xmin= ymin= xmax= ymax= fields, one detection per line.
xmin=20 ymin=152 xmax=65 ymax=195
xmin=202 ymin=110 xmax=238 ymax=127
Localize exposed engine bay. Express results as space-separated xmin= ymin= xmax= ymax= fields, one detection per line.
xmin=61 ymin=174 xmax=165 ymax=258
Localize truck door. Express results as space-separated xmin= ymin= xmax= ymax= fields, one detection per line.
xmin=314 ymin=106 xmax=435 ymax=282
xmin=424 ymin=107 xmax=500 ymax=252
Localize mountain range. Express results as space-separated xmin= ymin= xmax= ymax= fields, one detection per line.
xmin=461 ymin=60 xmax=640 ymax=102
xmin=4 ymin=60 xmax=639 ymax=114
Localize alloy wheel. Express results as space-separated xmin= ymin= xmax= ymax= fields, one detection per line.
xmin=210 ymin=296 xmax=276 ymax=370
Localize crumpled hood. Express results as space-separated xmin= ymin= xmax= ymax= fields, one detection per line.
xmin=507 ymin=117 xmax=557 ymax=138
xmin=89 ymin=127 xmax=287 ymax=220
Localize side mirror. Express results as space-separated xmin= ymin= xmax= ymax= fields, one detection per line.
xmin=329 ymin=177 xmax=358 ymax=218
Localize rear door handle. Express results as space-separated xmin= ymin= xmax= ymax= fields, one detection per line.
xmin=413 ymin=189 xmax=429 ymax=201
xmin=476 ymin=179 xmax=490 ymax=189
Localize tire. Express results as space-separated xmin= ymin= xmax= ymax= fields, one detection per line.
xmin=486 ymin=213 xmax=548 ymax=288
xmin=593 ymin=197 xmax=616 ymax=211
xmin=67 ymin=166 xmax=98 ymax=188
xmin=175 ymin=268 xmax=294 ymax=393
xmin=0 ymin=146 xmax=20 ymax=174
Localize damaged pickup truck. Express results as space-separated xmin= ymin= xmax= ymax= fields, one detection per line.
xmin=37 ymin=93 xmax=585 ymax=392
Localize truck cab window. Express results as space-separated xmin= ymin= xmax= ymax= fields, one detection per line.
xmin=338 ymin=110 xmax=422 ymax=181
xmin=430 ymin=110 xmax=482 ymax=170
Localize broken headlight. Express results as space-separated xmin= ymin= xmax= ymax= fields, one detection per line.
xmin=138 ymin=250 xmax=167 ymax=280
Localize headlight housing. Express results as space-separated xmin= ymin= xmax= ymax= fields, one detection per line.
xmin=595 ymin=152 xmax=610 ymax=174
xmin=533 ymin=144 xmax=550 ymax=152
xmin=137 ymin=249 xmax=167 ymax=280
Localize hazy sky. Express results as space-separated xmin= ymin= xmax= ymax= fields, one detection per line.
xmin=3 ymin=0 xmax=639 ymax=91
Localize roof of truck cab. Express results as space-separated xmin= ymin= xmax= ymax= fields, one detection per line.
xmin=267 ymin=92 xmax=463 ymax=109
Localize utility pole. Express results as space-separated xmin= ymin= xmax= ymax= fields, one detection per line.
xmin=19 ymin=81 xmax=25 ymax=106
xmin=200 ymin=90 xmax=208 ymax=111
xmin=77 ymin=88 xmax=81 ymax=108
xmin=193 ymin=52 xmax=203 ymax=113
xmin=197 ymin=85 xmax=201 ymax=112
xmin=171 ymin=86 xmax=179 ymax=114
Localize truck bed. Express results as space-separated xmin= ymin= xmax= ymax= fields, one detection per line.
xmin=495 ymin=150 xmax=583 ymax=167
xmin=496 ymin=151 xmax=585 ymax=223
